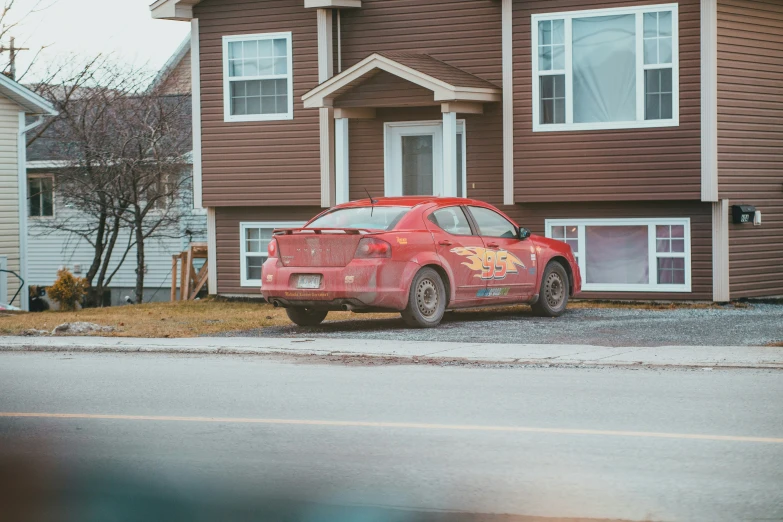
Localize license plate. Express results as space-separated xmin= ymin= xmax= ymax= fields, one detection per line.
xmin=296 ymin=275 xmax=322 ymax=289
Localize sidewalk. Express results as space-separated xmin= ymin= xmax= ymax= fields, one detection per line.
xmin=1 ymin=336 xmax=782 ymax=369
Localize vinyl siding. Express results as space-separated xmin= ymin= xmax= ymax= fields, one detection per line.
xmin=512 ymin=0 xmax=702 ymax=202
xmin=505 ymin=201 xmax=713 ymax=300
xmin=26 ymin=170 xmax=207 ymax=297
xmin=717 ymin=0 xmax=783 ymax=298
xmin=215 ymin=206 xmax=321 ymax=294
xmin=0 ymin=98 xmax=20 ymax=306
xmin=194 ymin=0 xmax=321 ymax=207
xmin=339 ymin=0 xmax=502 ymax=84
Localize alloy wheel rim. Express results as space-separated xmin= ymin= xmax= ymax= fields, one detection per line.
xmin=545 ymin=272 xmax=565 ymax=308
xmin=417 ymin=278 xmax=438 ymax=317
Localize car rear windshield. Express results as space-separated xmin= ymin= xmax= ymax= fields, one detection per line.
xmin=306 ymin=206 xmax=410 ymax=231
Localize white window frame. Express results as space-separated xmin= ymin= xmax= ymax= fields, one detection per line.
xmin=383 ymin=120 xmax=467 ymax=197
xmin=222 ymin=32 xmax=294 ymax=123
xmin=28 ymin=174 xmax=55 ymax=219
xmin=545 ymin=218 xmax=691 ymax=292
xmin=240 ymin=221 xmax=304 ymax=287
xmin=532 ymin=3 xmax=679 ymax=132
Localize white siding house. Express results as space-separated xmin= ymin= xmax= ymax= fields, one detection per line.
xmin=26 ymin=167 xmax=207 ymax=305
xmin=0 ymin=77 xmax=57 ymax=310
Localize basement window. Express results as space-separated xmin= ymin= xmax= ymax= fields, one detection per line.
xmin=240 ymin=221 xmax=304 ymax=287
xmin=223 ymin=32 xmax=293 ymax=122
xmin=546 ymin=218 xmax=691 ymax=292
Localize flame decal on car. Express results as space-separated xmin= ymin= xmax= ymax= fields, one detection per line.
xmin=450 ymin=247 xmax=526 ymax=280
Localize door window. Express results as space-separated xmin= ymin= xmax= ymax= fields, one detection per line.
xmin=402 ymin=135 xmax=434 ymax=195
xmin=468 ymin=206 xmax=517 ymax=238
xmin=429 ymin=207 xmax=473 ymax=236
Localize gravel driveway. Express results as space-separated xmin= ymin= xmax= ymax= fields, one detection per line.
xmin=225 ymin=303 xmax=783 ymax=347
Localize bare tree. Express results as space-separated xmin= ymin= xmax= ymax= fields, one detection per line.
xmin=28 ymin=60 xmax=195 ymax=304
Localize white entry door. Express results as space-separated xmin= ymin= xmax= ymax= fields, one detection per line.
xmin=384 ymin=121 xmax=465 ymax=197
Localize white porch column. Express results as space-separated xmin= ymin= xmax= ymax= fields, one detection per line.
xmin=317 ymin=8 xmax=335 ymax=207
xmin=335 ymin=117 xmax=350 ymax=204
xmin=441 ymin=110 xmax=458 ymax=197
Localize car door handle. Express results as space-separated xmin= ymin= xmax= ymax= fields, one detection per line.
xmin=487 ymin=242 xmax=500 ymax=249
xmin=438 ymin=240 xmax=453 ymax=246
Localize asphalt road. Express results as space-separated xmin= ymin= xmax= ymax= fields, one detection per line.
xmin=246 ymin=303 xmax=783 ymax=347
xmin=1 ymin=352 xmax=782 ymax=522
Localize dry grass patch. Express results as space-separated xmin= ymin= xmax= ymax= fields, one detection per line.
xmin=568 ymin=300 xmax=721 ymax=311
xmin=0 ymin=298 xmax=393 ymax=338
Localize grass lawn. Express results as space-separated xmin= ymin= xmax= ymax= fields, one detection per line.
xmin=0 ymin=297 xmax=725 ymax=338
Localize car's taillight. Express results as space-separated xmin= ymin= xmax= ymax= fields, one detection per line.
xmin=354 ymin=238 xmax=392 ymax=259
xmin=267 ymin=238 xmax=278 ymax=258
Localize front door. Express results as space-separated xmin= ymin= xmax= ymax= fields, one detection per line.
xmin=385 ymin=121 xmax=465 ymax=197
xmin=466 ymin=205 xmax=537 ymax=301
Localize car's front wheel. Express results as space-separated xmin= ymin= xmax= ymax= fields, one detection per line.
xmin=286 ymin=307 xmax=328 ymax=327
xmin=400 ymin=267 xmax=447 ymax=328
xmin=532 ymin=261 xmax=569 ymax=317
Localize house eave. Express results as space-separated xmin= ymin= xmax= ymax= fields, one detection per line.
xmin=304 ymin=0 xmax=362 ymax=8
xmin=150 ymin=0 xmax=201 ymax=20
xmin=0 ymin=74 xmax=57 ymax=116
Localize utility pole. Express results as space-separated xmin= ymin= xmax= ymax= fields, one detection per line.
xmin=0 ymin=36 xmax=29 ymax=80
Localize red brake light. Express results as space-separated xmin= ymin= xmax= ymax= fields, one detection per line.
xmin=267 ymin=238 xmax=278 ymax=258
xmin=354 ymin=238 xmax=392 ymax=259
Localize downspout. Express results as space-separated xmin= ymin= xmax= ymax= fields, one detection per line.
xmin=17 ymin=114 xmax=45 ymax=311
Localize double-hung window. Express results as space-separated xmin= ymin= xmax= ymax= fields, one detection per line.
xmin=533 ymin=4 xmax=678 ymax=132
xmin=28 ymin=175 xmax=54 ymax=218
xmin=223 ymin=32 xmax=293 ymax=122
xmin=240 ymin=221 xmax=304 ymax=287
xmin=546 ymin=218 xmax=691 ymax=292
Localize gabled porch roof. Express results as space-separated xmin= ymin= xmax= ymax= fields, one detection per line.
xmin=302 ymin=51 xmax=502 ymax=109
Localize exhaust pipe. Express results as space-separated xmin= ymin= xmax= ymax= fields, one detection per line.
xmin=271 ymin=300 xmax=280 ymax=308
xmin=341 ymin=304 xmax=350 ymax=311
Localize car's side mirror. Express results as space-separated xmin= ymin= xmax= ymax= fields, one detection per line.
xmin=518 ymin=227 xmax=531 ymax=240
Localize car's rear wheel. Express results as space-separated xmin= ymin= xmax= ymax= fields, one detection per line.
xmin=286 ymin=307 xmax=328 ymax=327
xmin=532 ymin=261 xmax=569 ymax=317
xmin=400 ymin=267 xmax=446 ymax=328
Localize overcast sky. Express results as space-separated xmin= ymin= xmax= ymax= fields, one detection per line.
xmin=11 ymin=0 xmax=191 ymax=81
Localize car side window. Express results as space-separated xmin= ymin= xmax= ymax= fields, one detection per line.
xmin=468 ymin=206 xmax=517 ymax=238
xmin=429 ymin=207 xmax=473 ymax=236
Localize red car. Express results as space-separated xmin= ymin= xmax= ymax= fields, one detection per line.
xmin=261 ymin=197 xmax=581 ymax=328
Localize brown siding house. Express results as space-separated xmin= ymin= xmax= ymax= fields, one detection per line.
xmin=151 ymin=0 xmax=783 ymax=302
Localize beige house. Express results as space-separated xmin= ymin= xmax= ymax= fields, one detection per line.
xmin=0 ymin=75 xmax=56 ymax=310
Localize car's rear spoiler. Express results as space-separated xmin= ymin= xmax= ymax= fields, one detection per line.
xmin=272 ymin=227 xmax=380 ymax=235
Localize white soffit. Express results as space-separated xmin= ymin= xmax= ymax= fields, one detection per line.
xmin=150 ymin=0 xmax=201 ymax=20
xmin=304 ymin=0 xmax=362 ymax=8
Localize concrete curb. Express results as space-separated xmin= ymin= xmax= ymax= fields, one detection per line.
xmin=1 ymin=336 xmax=782 ymax=369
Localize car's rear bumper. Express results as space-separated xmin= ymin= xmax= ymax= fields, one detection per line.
xmin=260 ymin=258 xmax=420 ymax=311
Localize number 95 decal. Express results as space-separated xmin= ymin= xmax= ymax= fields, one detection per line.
xmin=450 ymin=247 xmax=526 ymax=280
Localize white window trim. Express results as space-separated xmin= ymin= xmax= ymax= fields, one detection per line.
xmin=532 ymin=3 xmax=679 ymax=133
xmin=28 ymin=173 xmax=55 ymax=220
xmin=240 ymin=221 xmax=304 ymax=287
xmin=383 ymin=120 xmax=467 ymax=198
xmin=222 ymin=32 xmax=294 ymax=123
xmin=545 ymin=217 xmax=691 ymax=293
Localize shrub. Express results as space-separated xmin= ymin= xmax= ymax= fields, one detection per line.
xmin=47 ymin=269 xmax=89 ymax=311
